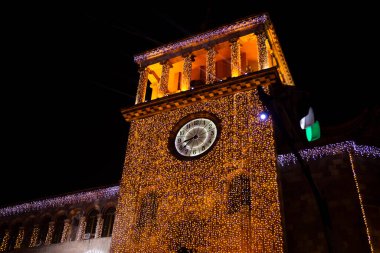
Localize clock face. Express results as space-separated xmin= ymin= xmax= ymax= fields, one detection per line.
xmin=171 ymin=115 xmax=219 ymax=159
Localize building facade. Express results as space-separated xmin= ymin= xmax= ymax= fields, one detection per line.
xmin=1 ymin=13 xmax=379 ymax=253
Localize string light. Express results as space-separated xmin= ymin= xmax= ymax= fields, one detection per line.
xmin=349 ymin=152 xmax=374 ymax=253
xmin=181 ymin=55 xmax=192 ymax=91
xmin=257 ymin=31 xmax=268 ymax=70
xmin=0 ymin=230 xmax=10 ymax=251
xmin=44 ymin=223 xmax=54 ymax=245
xmin=112 ymin=90 xmax=283 ymax=252
xmin=14 ymin=227 xmax=24 ymax=249
xmin=28 ymin=226 xmax=39 ymax=247
xmin=135 ymin=68 xmax=149 ymax=104
xmin=159 ymin=62 xmax=170 ymax=97
xmin=60 ymin=220 xmax=70 ymax=243
xmin=230 ymin=40 xmax=241 ymax=77
xmin=277 ymin=141 xmax=380 ymax=167
xmin=134 ymin=15 xmax=268 ymax=64
xmin=0 ymin=186 xmax=118 ymax=217
xmin=206 ymin=47 xmax=216 ymax=84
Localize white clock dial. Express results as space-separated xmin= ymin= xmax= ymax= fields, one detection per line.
xmin=174 ymin=118 xmax=217 ymax=157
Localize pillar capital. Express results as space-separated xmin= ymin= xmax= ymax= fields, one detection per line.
xmin=160 ymin=60 xmax=173 ymax=68
xmin=254 ymin=24 xmax=267 ymax=36
xmin=182 ymin=53 xmax=195 ymax=61
xmin=229 ymin=37 xmax=240 ymax=43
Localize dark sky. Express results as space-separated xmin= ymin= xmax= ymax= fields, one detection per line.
xmin=2 ymin=2 xmax=378 ymax=207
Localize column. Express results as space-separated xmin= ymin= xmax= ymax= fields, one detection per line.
xmin=206 ymin=47 xmax=216 ymax=84
xmin=135 ymin=67 xmax=149 ymax=104
xmin=60 ymin=219 xmax=71 ymax=243
xmin=158 ymin=61 xmax=170 ymax=97
xmin=230 ymin=38 xmax=241 ymax=77
xmin=181 ymin=54 xmax=193 ymax=91
xmin=14 ymin=227 xmax=24 ymax=249
xmin=29 ymin=225 xmax=40 ymax=247
xmin=0 ymin=230 xmax=10 ymax=252
xmin=75 ymin=216 xmax=86 ymax=241
xmin=256 ymin=27 xmax=269 ymax=70
xmin=94 ymin=214 xmax=104 ymax=239
xmin=44 ymin=222 xmax=55 ymax=245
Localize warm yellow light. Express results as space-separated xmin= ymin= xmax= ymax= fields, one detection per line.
xmin=112 ymin=89 xmax=283 ymax=252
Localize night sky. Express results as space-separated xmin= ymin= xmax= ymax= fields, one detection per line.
xmin=2 ymin=2 xmax=378 ymax=207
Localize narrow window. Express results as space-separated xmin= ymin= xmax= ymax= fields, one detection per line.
xmin=101 ymin=207 xmax=116 ymax=237
xmin=85 ymin=209 xmax=98 ymax=239
xmin=137 ymin=192 xmax=158 ymax=229
xmin=227 ymin=175 xmax=251 ymax=214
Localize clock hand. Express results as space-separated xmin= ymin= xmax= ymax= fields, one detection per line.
xmin=183 ymin=135 xmax=196 ymax=143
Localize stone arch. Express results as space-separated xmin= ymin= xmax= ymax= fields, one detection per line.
xmin=83 ymin=203 xmax=101 ymax=216
xmin=100 ymin=201 xmax=117 ymax=216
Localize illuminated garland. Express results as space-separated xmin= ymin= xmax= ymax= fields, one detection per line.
xmin=135 ymin=68 xmax=149 ymax=104
xmin=349 ymin=152 xmax=374 ymax=252
xmin=230 ymin=39 xmax=241 ymax=77
xmin=277 ymin=141 xmax=380 ymax=167
xmin=14 ymin=227 xmax=24 ymax=249
xmin=95 ymin=216 xmax=104 ymax=239
xmin=206 ymin=47 xmax=216 ymax=84
xmin=158 ymin=62 xmax=170 ymax=97
xmin=257 ymin=31 xmax=268 ymax=70
xmin=60 ymin=220 xmax=70 ymax=243
xmin=0 ymin=230 xmax=9 ymax=251
xmin=44 ymin=222 xmax=54 ymax=245
xmin=76 ymin=217 xmax=86 ymax=241
xmin=181 ymin=55 xmax=192 ymax=91
xmin=0 ymin=186 xmax=119 ymax=217
xmin=29 ymin=226 xmax=39 ymax=247
xmin=134 ymin=14 xmax=268 ymax=64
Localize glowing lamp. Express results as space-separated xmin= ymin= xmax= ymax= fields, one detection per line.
xmin=306 ymin=120 xmax=320 ymax=142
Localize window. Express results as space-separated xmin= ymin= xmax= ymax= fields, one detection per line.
xmin=85 ymin=209 xmax=98 ymax=239
xmin=21 ymin=220 xmax=34 ymax=248
xmin=38 ymin=216 xmax=51 ymax=245
xmin=52 ymin=216 xmax=66 ymax=244
xmin=137 ymin=192 xmax=158 ymax=229
xmin=101 ymin=207 xmax=116 ymax=237
xmin=227 ymin=174 xmax=251 ymax=214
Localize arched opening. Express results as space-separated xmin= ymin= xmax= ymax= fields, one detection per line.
xmin=38 ymin=216 xmax=51 ymax=245
xmin=227 ymin=174 xmax=251 ymax=214
xmin=21 ymin=218 xmax=34 ymax=248
xmin=101 ymin=207 xmax=116 ymax=237
xmin=137 ymin=192 xmax=158 ymax=229
xmin=85 ymin=209 xmax=99 ymax=239
xmin=52 ymin=215 xmax=66 ymax=244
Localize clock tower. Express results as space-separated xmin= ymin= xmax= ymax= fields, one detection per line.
xmin=111 ymin=13 xmax=294 ymax=253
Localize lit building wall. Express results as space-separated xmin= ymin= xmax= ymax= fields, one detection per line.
xmin=277 ymin=143 xmax=380 ymax=253
xmin=112 ymin=89 xmax=284 ymax=253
